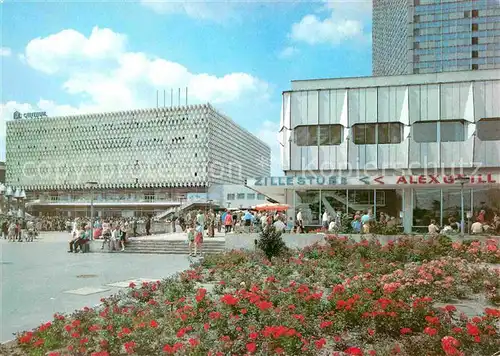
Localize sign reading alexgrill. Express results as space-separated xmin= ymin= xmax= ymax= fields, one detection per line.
xmin=13 ymin=111 xmax=48 ymax=120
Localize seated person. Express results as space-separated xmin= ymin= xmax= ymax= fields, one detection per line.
xmin=68 ymin=225 xmax=85 ymax=253
xmin=428 ymin=220 xmax=440 ymax=235
xmin=471 ymin=220 xmax=484 ymax=234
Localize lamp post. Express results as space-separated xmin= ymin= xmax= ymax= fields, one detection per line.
xmin=4 ymin=186 xmax=13 ymax=215
xmin=85 ymin=181 xmax=98 ymax=240
xmin=14 ymin=188 xmax=26 ymax=218
xmin=457 ymin=176 xmax=470 ymax=236
xmin=19 ymin=189 xmax=26 ymax=218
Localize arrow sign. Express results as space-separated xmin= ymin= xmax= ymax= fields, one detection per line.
xmin=374 ymin=176 xmax=385 ymax=184
xmin=359 ymin=176 xmax=370 ymax=185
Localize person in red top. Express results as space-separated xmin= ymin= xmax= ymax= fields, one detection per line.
xmin=477 ymin=210 xmax=486 ymax=224
xmin=224 ymin=213 xmax=233 ymax=233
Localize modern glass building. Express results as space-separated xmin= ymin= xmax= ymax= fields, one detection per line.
xmin=248 ymin=69 xmax=500 ymax=233
xmin=5 ymin=104 xmax=270 ymax=217
xmin=373 ymin=0 xmax=500 ymax=76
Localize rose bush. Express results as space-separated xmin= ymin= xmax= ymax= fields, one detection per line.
xmin=15 ymin=235 xmax=500 ymax=355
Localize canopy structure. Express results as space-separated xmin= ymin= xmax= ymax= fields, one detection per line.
xmin=253 ymin=203 xmax=290 ymax=212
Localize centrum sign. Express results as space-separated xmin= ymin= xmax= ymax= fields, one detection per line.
xmin=13 ymin=111 xmax=48 ymax=120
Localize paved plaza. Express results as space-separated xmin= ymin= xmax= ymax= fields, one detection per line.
xmin=0 ymin=232 xmax=191 ymax=342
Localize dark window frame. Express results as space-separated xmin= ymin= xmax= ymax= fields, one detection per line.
xmin=352 ymin=123 xmax=403 ymax=145
xmin=319 ymin=124 xmax=343 ymax=146
xmin=476 ymin=118 xmax=500 ymax=141
xmin=412 ymin=120 xmax=467 ymax=143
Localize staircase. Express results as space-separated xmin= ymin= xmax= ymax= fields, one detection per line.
xmin=122 ymin=239 xmax=226 ymax=255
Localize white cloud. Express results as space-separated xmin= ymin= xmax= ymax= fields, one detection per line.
xmin=0 ymin=47 xmax=12 ymax=57
xmin=140 ymin=0 xmax=235 ymax=21
xmin=21 ymin=27 xmax=269 ymax=109
xmin=278 ymin=46 xmax=299 ymax=59
xmin=25 ymin=27 xmax=126 ymax=74
xmin=290 ymin=0 xmax=371 ymax=46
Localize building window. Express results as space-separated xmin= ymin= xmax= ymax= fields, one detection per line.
xmin=477 ymin=118 xmax=500 ymax=140
xmin=472 ymin=50 xmax=479 ymax=58
xmin=472 ymin=37 xmax=479 ymax=45
xmin=378 ymin=123 xmax=403 ymax=144
xmin=352 ymin=123 xmax=402 ymax=145
xmin=472 ymin=23 xmax=479 ymax=32
xmin=352 ymin=124 xmax=376 ymax=144
xmin=294 ymin=125 xmax=318 ymax=146
xmin=413 ymin=122 xmax=438 ymax=142
xmin=257 ymin=194 xmax=265 ymax=200
xmin=247 ymin=193 xmax=255 ymax=200
xmin=227 ymin=193 xmax=235 ymax=200
xmin=413 ymin=121 xmax=466 ymax=143
xmin=441 ymin=121 xmax=465 ymax=142
xmin=472 ymin=64 xmax=479 ymax=70
xmin=472 ymin=9 xmax=479 ymax=18
xmin=237 ymin=193 xmax=245 ymax=200
xmin=319 ymin=124 xmax=343 ymax=145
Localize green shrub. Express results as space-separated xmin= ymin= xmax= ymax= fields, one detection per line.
xmin=257 ymin=225 xmax=287 ymax=261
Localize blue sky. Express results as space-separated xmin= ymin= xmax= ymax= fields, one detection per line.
xmin=0 ymin=0 xmax=372 ymax=174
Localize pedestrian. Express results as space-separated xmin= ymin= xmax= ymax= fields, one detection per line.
xmin=194 ymin=223 xmax=203 ymax=256
xmin=224 ymin=211 xmax=233 ymax=233
xmin=187 ymin=225 xmax=195 ymax=256
xmin=145 ymin=215 xmax=151 ymax=236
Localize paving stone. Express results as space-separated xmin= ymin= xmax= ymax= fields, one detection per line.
xmin=64 ymin=287 xmax=110 ymax=296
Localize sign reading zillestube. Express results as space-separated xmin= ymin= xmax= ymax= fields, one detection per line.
xmin=13 ymin=111 xmax=48 ymax=120
xmin=249 ymin=174 xmax=500 ymax=188
xmin=253 ymin=176 xmax=350 ymax=186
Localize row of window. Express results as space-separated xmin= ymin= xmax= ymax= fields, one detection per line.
xmin=293 ymin=119 xmax=500 ymax=146
xmin=226 ymin=193 xmax=265 ymax=201
xmin=415 ymin=15 xmax=500 ymax=29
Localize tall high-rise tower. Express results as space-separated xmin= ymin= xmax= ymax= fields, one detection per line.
xmin=373 ymin=0 xmax=500 ymax=76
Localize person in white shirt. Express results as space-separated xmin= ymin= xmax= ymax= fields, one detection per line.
xmin=296 ymin=210 xmax=303 ymax=233
xmin=471 ymin=220 xmax=484 ymax=234
xmin=273 ymin=219 xmax=286 ymax=233
xmin=322 ymin=211 xmax=329 ymax=229
xmin=428 ymin=220 xmax=440 ymax=235
xmin=328 ymin=220 xmax=336 ymax=232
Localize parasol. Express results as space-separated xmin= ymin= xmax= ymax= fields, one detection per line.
xmin=253 ymin=203 xmax=290 ymax=212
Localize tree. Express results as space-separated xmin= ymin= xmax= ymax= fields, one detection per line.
xmin=257 ymin=225 xmax=287 ymax=261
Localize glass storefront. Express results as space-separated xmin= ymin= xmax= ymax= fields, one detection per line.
xmin=294 ymin=189 xmax=404 ymax=226
xmin=292 ymin=187 xmax=497 ymax=231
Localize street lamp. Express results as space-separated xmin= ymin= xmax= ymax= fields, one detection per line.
xmin=14 ymin=188 xmax=25 ymax=218
xmin=19 ymin=189 xmax=26 ymax=218
xmin=456 ymin=176 xmax=470 ymax=236
xmin=85 ymin=181 xmax=99 ymax=240
xmin=4 ymin=186 xmax=13 ymax=215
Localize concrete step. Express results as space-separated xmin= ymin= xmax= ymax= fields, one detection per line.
xmin=125 ymin=247 xmax=225 ymax=252
xmin=121 ymin=250 xmax=221 ymax=255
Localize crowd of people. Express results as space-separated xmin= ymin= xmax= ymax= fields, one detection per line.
xmin=0 ymin=218 xmax=38 ymax=242
xmin=428 ymin=209 xmax=500 ymax=235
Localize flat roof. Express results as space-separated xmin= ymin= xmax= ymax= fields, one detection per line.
xmin=289 ymin=69 xmax=500 ymax=91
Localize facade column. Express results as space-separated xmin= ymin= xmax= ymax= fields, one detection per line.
xmin=402 ymin=188 xmax=413 ymax=234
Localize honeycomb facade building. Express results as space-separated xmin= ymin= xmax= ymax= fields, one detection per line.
xmin=5 ymin=104 xmax=270 ymax=217
xmin=373 ymin=0 xmax=500 ymax=76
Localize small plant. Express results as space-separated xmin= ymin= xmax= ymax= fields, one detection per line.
xmin=257 ymin=225 xmax=287 ymax=261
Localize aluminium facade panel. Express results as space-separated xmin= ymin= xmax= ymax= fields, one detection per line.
xmin=6 ymin=104 xmax=270 ymax=191
xmin=282 ymin=71 xmax=500 ymax=172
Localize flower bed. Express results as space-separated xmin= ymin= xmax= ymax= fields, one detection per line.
xmin=10 ymin=235 xmax=500 ymax=356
